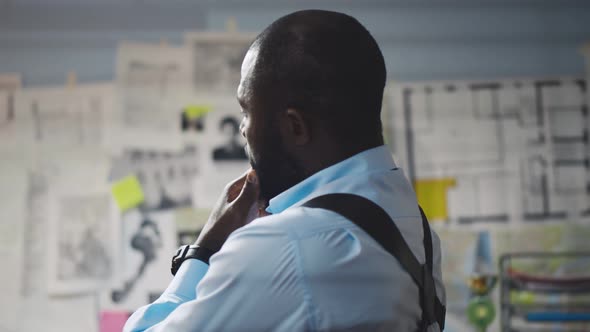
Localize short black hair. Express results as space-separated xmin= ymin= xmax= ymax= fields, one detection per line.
xmin=252 ymin=9 xmax=386 ymax=146
xmin=219 ymin=116 xmax=240 ymax=134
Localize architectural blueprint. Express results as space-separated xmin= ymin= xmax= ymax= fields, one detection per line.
xmin=389 ymin=78 xmax=589 ymax=224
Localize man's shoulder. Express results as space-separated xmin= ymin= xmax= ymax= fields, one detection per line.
xmin=236 ymin=204 xmax=352 ymax=239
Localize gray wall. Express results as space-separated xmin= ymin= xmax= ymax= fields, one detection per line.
xmin=1 ymin=0 xmax=590 ymax=86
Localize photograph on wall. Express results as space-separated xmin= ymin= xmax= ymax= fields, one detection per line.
xmin=110 ymin=145 xmax=199 ymax=212
xmin=211 ymin=114 xmax=247 ymax=161
xmin=191 ymin=94 xmax=250 ymax=209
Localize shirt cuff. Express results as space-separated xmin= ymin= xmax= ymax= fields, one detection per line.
xmin=162 ymin=259 xmax=209 ymax=301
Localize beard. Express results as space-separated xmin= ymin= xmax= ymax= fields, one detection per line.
xmin=247 ymin=127 xmax=307 ymax=205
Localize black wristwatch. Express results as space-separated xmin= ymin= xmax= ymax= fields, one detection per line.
xmin=171 ymin=245 xmax=216 ymax=276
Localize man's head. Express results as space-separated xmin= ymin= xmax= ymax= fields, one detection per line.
xmin=237 ymin=10 xmax=386 ymax=203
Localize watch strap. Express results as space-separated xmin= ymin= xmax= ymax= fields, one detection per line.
xmin=171 ymin=245 xmax=216 ymax=276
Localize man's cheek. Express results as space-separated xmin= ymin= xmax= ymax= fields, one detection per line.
xmin=244 ymin=145 xmax=256 ymax=166
xmin=244 ymin=144 xmax=251 ymax=159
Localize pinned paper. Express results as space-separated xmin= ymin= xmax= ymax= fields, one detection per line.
xmin=99 ymin=311 xmax=130 ymax=332
xmin=184 ymin=105 xmax=212 ymax=120
xmin=111 ymin=175 xmax=144 ymax=211
xmin=414 ymin=177 xmax=456 ymax=221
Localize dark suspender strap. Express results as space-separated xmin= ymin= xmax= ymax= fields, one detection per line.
xmin=420 ymin=207 xmax=433 ymax=271
xmin=419 ymin=206 xmax=445 ymax=330
xmin=302 ymin=193 xmax=445 ymax=330
xmin=303 ymin=193 xmax=424 ymax=288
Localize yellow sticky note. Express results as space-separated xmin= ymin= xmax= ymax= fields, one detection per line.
xmin=111 ymin=175 xmax=144 ymax=211
xmin=414 ymin=177 xmax=456 ymax=221
xmin=184 ymin=105 xmax=212 ymax=120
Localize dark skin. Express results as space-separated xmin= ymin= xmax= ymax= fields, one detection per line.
xmin=196 ymin=45 xmax=379 ymax=252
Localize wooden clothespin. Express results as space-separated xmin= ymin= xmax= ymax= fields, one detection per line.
xmin=225 ymin=17 xmax=238 ymax=33
xmin=67 ymin=71 xmax=77 ymax=89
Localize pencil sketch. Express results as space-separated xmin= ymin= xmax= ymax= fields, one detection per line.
xmin=48 ymin=193 xmax=113 ymax=295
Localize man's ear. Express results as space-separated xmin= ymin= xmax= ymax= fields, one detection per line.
xmin=280 ymin=108 xmax=310 ymax=146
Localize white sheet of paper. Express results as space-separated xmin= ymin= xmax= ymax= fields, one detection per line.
xmin=0 ymin=162 xmax=27 ymax=331
xmin=17 ymin=152 xmax=108 ymax=330
xmin=18 ymin=294 xmax=98 ymax=332
xmin=185 ymin=32 xmax=255 ymax=93
xmin=13 ymin=83 xmax=115 ymax=149
xmin=112 ymin=42 xmax=192 ymax=151
xmin=387 ymin=78 xmax=590 ymax=224
xmin=101 ymin=209 xmax=176 ymax=311
xmin=47 ymin=191 xmax=114 ymax=295
xmin=21 ymin=148 xmax=110 ymax=297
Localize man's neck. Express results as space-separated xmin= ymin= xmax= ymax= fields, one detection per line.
xmin=302 ymin=139 xmax=384 ymax=178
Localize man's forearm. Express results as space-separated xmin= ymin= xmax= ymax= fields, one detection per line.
xmin=123 ymin=259 xmax=209 ymax=332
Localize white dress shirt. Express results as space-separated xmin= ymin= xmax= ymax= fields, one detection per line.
xmin=124 ymin=145 xmax=445 ymax=331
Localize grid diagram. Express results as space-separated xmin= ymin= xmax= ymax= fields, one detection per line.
xmin=389 ymin=78 xmax=589 ymax=224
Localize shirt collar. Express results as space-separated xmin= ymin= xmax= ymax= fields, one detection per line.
xmin=266 ymin=145 xmax=396 ymax=214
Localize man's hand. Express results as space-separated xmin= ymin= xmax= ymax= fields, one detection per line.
xmin=195 ymin=169 xmax=261 ymax=253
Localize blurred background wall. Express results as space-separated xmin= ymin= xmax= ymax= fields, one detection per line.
xmin=2 ymin=1 xmax=590 ymax=332
xmin=2 ymin=0 xmax=590 ymax=86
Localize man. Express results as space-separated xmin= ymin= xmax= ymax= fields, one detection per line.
xmin=125 ymin=9 xmax=445 ymax=331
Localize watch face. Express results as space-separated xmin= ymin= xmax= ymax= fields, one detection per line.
xmin=171 ymin=245 xmax=189 ymax=275
xmin=173 ymin=246 xmax=183 ymax=259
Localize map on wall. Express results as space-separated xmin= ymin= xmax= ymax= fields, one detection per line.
xmin=388 ymin=78 xmax=590 ymax=224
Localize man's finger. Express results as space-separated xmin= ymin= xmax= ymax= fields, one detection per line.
xmin=235 ymin=170 xmax=260 ymax=208
xmin=227 ymin=169 xmax=252 ymax=202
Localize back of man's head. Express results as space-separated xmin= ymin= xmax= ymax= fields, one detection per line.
xmin=252 ymin=10 xmax=387 ymax=147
